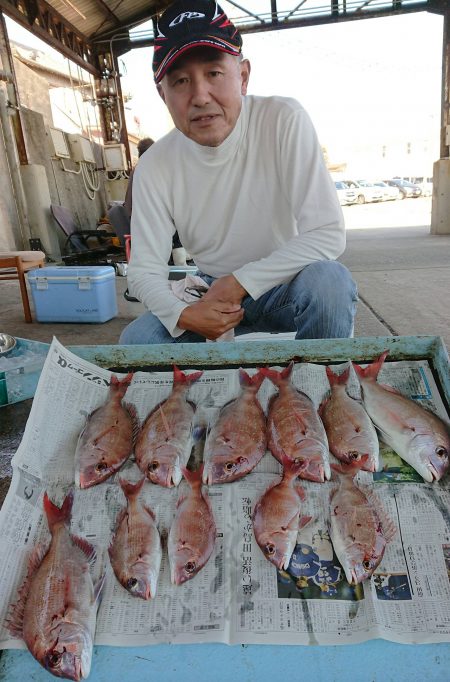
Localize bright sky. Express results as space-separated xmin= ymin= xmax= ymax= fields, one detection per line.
xmin=5 ymin=10 xmax=444 ymax=164
xmin=120 ymin=11 xmax=443 ymax=160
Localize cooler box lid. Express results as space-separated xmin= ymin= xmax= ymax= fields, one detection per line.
xmin=27 ymin=265 xmax=116 ymax=282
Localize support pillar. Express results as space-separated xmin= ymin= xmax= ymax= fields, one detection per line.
xmin=0 ymin=12 xmax=31 ymax=248
xmin=431 ymin=11 xmax=450 ymax=234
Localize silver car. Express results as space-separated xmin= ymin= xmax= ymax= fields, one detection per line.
xmin=374 ymin=181 xmax=400 ymax=201
xmin=334 ymin=181 xmax=357 ymax=206
xmin=344 ymin=180 xmax=383 ymax=204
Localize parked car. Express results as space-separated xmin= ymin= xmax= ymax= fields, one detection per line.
xmin=344 ymin=180 xmax=383 ymax=204
xmin=412 ymin=176 xmax=433 ymax=197
xmin=374 ymin=181 xmax=400 ymax=201
xmin=334 ymin=181 xmax=357 ymax=206
xmin=385 ymin=178 xmax=422 ymax=199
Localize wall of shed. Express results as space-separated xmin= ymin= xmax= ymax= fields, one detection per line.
xmin=0 ymin=53 xmax=111 ymax=256
xmin=13 ymin=57 xmax=53 ymax=127
xmin=20 ymin=106 xmax=109 ymax=259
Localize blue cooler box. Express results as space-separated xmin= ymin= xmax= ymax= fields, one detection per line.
xmin=27 ymin=266 xmax=118 ymax=323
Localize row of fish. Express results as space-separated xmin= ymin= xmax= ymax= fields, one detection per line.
xmin=75 ymin=352 xmax=450 ymax=491
xmin=6 ymin=468 xmax=216 ymax=681
xmin=253 ymin=452 xmax=397 ymax=586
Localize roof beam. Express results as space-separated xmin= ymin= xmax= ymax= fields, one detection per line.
xmin=0 ymin=0 xmax=99 ymax=75
xmin=95 ymin=0 xmax=432 ymax=50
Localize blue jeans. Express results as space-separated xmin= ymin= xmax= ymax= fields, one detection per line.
xmin=119 ymin=261 xmax=358 ymax=344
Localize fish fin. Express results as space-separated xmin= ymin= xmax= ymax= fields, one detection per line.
xmin=259 ymin=361 xmax=294 ymax=387
xmin=143 ymin=504 xmax=156 ymax=521
xmin=299 ymin=515 xmax=313 ymax=531
xmin=5 ymin=541 xmax=50 ymax=637
xmin=365 ymin=490 xmax=397 ymax=542
xmin=318 ymin=393 xmax=330 ymax=416
xmin=110 ymin=372 xmax=133 ymax=399
xmin=123 ymin=402 xmax=140 ymax=445
xmin=70 ymin=534 xmax=97 ymax=566
xmin=326 ymin=365 xmax=350 ymax=387
xmin=173 ymin=365 xmax=203 ymax=385
xmin=175 ymin=494 xmax=188 ymax=509
xmin=353 ymin=351 xmax=389 ymax=381
xmin=284 ymin=512 xmax=302 ymax=532
xmin=44 ymin=490 xmax=73 ymax=532
xmin=293 ymin=482 xmax=307 ymax=502
xmin=181 ymin=465 xmax=204 ymax=488
xmin=238 ymin=367 xmax=265 ymax=392
xmin=119 ymin=476 xmax=145 ymax=500
xmin=113 ymin=506 xmax=128 ymax=531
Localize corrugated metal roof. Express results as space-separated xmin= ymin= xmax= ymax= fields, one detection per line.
xmin=26 ymin=0 xmax=438 ymax=46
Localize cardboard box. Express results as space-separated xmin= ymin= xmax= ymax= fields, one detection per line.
xmin=27 ymin=266 xmax=118 ymax=323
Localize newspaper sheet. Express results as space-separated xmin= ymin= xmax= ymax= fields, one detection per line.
xmin=1 ymin=337 xmax=450 ymax=650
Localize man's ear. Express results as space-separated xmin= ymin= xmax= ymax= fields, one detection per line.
xmin=240 ymin=59 xmax=251 ymax=96
xmin=157 ymin=83 xmax=166 ymax=103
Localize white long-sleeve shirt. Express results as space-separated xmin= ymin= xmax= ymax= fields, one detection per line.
xmin=128 ymin=95 xmax=345 ymax=336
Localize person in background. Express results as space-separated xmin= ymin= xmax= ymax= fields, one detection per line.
xmin=119 ymin=0 xmax=358 ymax=344
xmin=123 ymin=137 xmax=155 ymax=220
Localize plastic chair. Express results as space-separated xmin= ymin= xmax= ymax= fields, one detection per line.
xmin=50 ymin=204 xmax=125 ymax=265
xmin=0 ymin=250 xmax=45 ymax=322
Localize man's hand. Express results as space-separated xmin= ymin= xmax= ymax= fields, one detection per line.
xmin=202 ymin=274 xmax=247 ymax=305
xmin=178 ymin=298 xmax=244 ymax=340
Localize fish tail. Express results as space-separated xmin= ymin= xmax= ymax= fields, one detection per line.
xmin=173 ymin=365 xmax=203 ymax=385
xmin=119 ymin=477 xmax=145 ymax=499
xmin=238 ymin=367 xmax=265 ymax=392
xmin=326 ymin=365 xmax=350 ymax=386
xmin=279 ymin=451 xmax=309 ymax=482
xmin=331 ymin=455 xmax=369 ymax=478
xmin=181 ymin=465 xmax=204 ymax=488
xmin=109 ymin=372 xmax=134 ymax=399
xmin=43 ymin=490 xmax=73 ymax=531
xmin=259 ymin=361 xmax=294 ymax=387
xmin=352 ymin=351 xmax=389 ymax=381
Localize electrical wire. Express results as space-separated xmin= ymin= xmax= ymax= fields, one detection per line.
xmin=61 ymin=158 xmax=81 ymax=175
xmin=80 ymin=161 xmax=100 ymax=200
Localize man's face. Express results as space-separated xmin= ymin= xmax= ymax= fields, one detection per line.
xmin=157 ymin=50 xmax=250 ymax=147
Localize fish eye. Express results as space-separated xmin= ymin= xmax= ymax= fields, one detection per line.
xmin=348 ymin=451 xmax=361 ymax=461
xmin=185 ymin=561 xmax=196 ymax=574
xmin=48 ymin=651 xmax=62 ymax=667
xmin=148 ymin=460 xmax=159 ymax=472
xmin=362 ymin=560 xmax=372 ymax=571
xmin=225 ymin=461 xmax=235 ymax=471
xmin=435 ymin=446 xmax=448 ymax=459
xmin=293 ymin=457 xmax=304 ymax=466
xmin=265 ymin=543 xmax=275 ymax=556
xmin=127 ymin=577 xmax=138 ymax=589
xmin=95 ymin=462 xmax=107 ymax=472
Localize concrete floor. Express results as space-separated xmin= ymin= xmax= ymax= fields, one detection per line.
xmin=1 ymin=203 xmax=449 ymax=349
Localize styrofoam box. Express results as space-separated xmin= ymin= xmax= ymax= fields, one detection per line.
xmin=27 ymin=266 xmax=118 ymax=323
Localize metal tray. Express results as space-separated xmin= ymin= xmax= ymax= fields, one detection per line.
xmin=69 ymin=335 xmax=450 ymax=409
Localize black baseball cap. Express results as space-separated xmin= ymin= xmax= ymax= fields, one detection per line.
xmin=153 ymin=0 xmax=243 ymax=83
